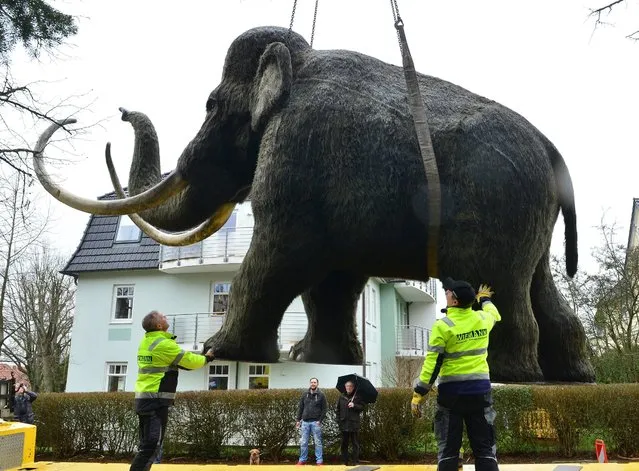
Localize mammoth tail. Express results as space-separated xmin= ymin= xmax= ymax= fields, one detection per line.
xmin=550 ymin=145 xmax=578 ymax=278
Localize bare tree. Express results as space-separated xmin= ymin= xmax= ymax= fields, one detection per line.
xmin=588 ymin=221 xmax=639 ymax=354
xmin=381 ymin=357 xmax=423 ymax=387
xmin=589 ymin=1 xmax=639 ymax=41
xmin=0 ymin=0 xmax=96 ymax=178
xmin=550 ymin=216 xmax=639 ymax=382
xmin=2 ymin=245 xmax=74 ymax=392
xmin=0 ymin=168 xmax=49 ymax=355
xmin=0 ymin=69 xmax=87 ymax=175
xmin=549 ymin=253 xmax=606 ymax=355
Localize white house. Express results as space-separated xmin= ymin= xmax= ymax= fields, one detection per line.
xmin=61 ymin=193 xmax=438 ymax=393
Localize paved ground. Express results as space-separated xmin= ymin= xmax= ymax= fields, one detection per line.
xmin=18 ymin=463 xmax=639 ymax=470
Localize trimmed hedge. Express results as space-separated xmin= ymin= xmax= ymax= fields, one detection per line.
xmin=32 ymin=384 xmax=639 ymax=461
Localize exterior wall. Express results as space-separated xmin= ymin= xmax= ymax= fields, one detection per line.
xmin=67 ymin=270 xmax=217 ymax=392
xmin=66 ymin=270 xmax=384 ymax=392
xmin=154 ymin=358 xmax=367 ymax=392
xmin=235 ymin=362 xmax=365 ymax=390
xmin=628 ymin=198 xmax=639 ymax=251
xmin=409 ymin=301 xmax=437 ymax=331
xmin=358 ymin=279 xmax=382 ymax=386
xmin=379 ymin=284 xmax=400 ymax=386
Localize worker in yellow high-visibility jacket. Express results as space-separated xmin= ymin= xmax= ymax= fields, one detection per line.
xmin=130 ymin=310 xmax=214 ymax=471
xmin=411 ymin=278 xmax=501 ymax=471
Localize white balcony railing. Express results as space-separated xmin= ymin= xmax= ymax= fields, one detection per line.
xmin=159 ymin=227 xmax=254 ymax=265
xmin=166 ymin=311 xmax=309 ymax=353
xmin=389 ymin=278 xmax=437 ymax=303
xmin=166 ymin=313 xmax=226 ymax=350
xmin=406 ymin=279 xmax=437 ymax=298
xmin=396 ymin=324 xmax=430 ymax=355
xmin=167 ymin=314 xmax=430 ymax=359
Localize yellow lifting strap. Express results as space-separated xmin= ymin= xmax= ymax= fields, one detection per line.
xmin=390 ymin=1 xmax=441 ymax=279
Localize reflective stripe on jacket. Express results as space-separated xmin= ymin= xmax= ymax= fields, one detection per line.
xmin=417 ymin=301 xmax=501 ymax=395
xmin=134 ymin=330 xmax=207 ymax=412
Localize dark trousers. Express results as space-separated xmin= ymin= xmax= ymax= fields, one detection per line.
xmin=340 ymin=431 xmax=360 ymax=464
xmin=16 ymin=414 xmax=34 ymax=424
xmin=130 ymin=406 xmax=169 ymax=471
xmin=434 ymin=392 xmax=499 ymax=471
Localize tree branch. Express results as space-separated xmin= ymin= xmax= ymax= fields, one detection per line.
xmin=590 ymin=0 xmax=626 ymax=18
xmin=0 ymin=154 xmax=32 ymax=176
xmin=0 ymin=95 xmax=73 ymax=129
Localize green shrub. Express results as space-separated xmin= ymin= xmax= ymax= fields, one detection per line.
xmin=594 ymin=384 xmax=639 ymax=457
xmin=167 ymin=390 xmax=241 ymax=459
xmin=30 ymin=384 xmax=639 ymax=461
xmin=34 ymin=392 xmax=137 ymax=458
xmin=358 ymin=388 xmax=425 ymax=460
xmin=492 ymin=385 xmax=535 ymax=453
xmin=531 ymin=385 xmax=597 ymax=456
xmin=237 ymin=389 xmax=301 ymax=462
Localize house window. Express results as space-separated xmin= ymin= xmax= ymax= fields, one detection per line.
xmin=365 ymin=285 xmax=372 ymax=324
xmin=248 ymin=364 xmax=269 ymax=389
xmin=208 ymin=364 xmax=230 ymax=390
xmin=106 ymin=363 xmax=127 ymax=391
xmin=212 ymin=282 xmax=231 ymax=315
xmin=113 ymin=285 xmax=134 ymax=321
xmin=371 ymin=287 xmax=377 ymax=327
xmin=397 ymin=300 xmax=408 ymax=326
xmin=115 ymin=215 xmax=141 ymax=242
xmin=0 ymin=381 xmax=9 ymax=410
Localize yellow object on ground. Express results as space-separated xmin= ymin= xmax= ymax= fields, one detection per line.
xmin=0 ymin=420 xmax=36 ymax=471
xmin=11 ymin=463 xmax=639 ymax=471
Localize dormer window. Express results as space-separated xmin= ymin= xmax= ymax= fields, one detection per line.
xmin=115 ymin=216 xmax=141 ymax=243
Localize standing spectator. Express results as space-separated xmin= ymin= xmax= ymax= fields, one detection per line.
xmin=12 ymin=383 xmax=37 ymax=424
xmin=335 ymin=380 xmax=364 ymax=465
xmin=295 ymin=377 xmax=327 ymax=466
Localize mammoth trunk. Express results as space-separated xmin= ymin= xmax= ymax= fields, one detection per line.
xmin=123 ymin=111 xmax=195 ymax=232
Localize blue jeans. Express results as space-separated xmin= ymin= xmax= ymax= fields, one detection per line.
xmin=299 ymin=420 xmax=323 ymax=463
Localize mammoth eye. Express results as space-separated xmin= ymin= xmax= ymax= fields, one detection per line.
xmin=206 ymin=97 xmax=217 ymax=113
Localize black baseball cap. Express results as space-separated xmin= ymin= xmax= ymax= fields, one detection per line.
xmin=442 ymin=277 xmax=476 ymax=307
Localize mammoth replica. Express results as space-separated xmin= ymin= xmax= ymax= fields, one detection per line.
xmin=35 ymin=26 xmax=594 ymax=382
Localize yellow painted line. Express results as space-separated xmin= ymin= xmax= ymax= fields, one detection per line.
xmin=460 ymin=465 xmax=639 ymax=471
xmin=19 ymin=463 xmax=639 ymax=471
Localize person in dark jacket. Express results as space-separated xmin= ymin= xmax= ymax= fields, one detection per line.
xmin=295 ymin=377 xmax=327 ymax=465
xmin=12 ymin=383 xmax=37 ymax=424
xmin=335 ymin=381 xmax=365 ymax=465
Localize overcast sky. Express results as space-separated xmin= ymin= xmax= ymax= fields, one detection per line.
xmin=11 ymin=0 xmax=639 ymax=277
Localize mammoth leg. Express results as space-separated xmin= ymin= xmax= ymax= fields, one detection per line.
xmin=531 ymin=253 xmax=596 ymax=382
xmin=203 ymin=230 xmax=324 ymax=363
xmin=484 ymin=276 xmax=545 ymax=383
xmin=290 ymin=271 xmax=367 ymax=365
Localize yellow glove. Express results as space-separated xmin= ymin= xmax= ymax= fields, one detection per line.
xmin=411 ymin=391 xmax=425 ymax=418
xmin=476 ymin=284 xmax=494 ymax=303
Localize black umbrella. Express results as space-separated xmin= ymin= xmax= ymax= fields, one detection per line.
xmin=336 ymin=373 xmax=378 ymax=404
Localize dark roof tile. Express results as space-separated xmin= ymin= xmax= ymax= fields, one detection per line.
xmin=61 ymin=182 xmax=249 ymax=277
xmin=61 ymin=189 xmax=160 ymax=276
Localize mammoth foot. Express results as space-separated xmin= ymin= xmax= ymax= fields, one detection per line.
xmin=489 ymin=351 xmax=545 ymax=383
xmin=289 ymin=333 xmax=363 ymax=365
xmin=539 ymin=354 xmax=596 ymax=383
xmin=204 ymin=330 xmax=280 ymax=363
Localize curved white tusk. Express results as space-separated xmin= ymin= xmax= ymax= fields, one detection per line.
xmin=34 ymin=118 xmax=187 ymax=215
xmin=105 ymin=143 xmax=236 ymax=246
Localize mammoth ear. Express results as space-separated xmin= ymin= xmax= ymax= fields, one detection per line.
xmin=250 ymin=42 xmax=292 ymax=131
